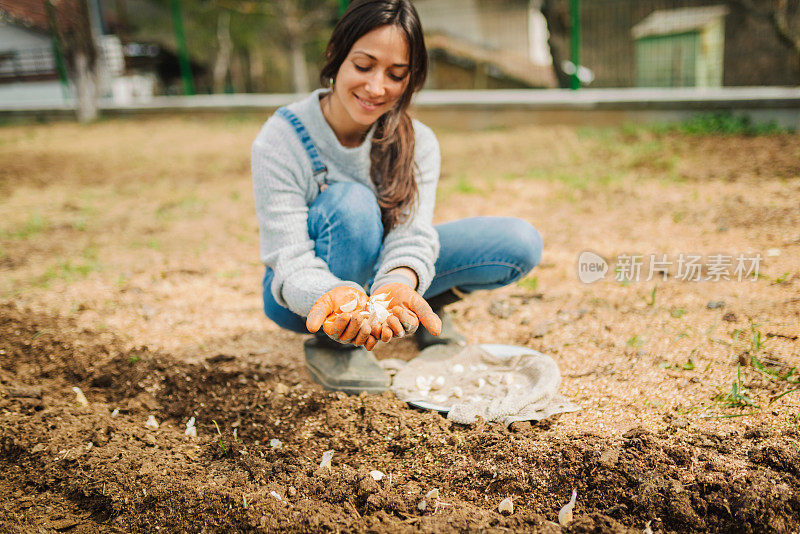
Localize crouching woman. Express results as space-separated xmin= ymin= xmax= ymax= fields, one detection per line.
xmin=252 ymin=0 xmax=542 ymax=394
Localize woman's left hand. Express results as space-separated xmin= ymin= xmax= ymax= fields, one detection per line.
xmin=371 ymin=282 xmax=442 ymax=342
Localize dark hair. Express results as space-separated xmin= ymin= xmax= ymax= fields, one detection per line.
xmin=320 ymin=0 xmax=428 ymax=232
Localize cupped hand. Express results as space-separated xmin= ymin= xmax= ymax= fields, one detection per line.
xmin=371 ymin=282 xmax=442 ymax=343
xmin=305 ymin=286 xmax=380 ymax=350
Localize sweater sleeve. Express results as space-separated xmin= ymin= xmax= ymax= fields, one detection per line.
xmin=252 ymin=119 xmax=363 ymax=317
xmin=370 ymin=121 xmax=441 ymax=295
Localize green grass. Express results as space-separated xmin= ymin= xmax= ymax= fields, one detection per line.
xmin=155 ymin=194 xmax=206 ymax=220
xmin=657 ymin=112 xmax=793 ymax=136
xmin=516 ymin=276 xmax=538 ymax=291
xmin=659 ymin=358 xmax=695 ymax=371
xmin=213 ymin=420 xmax=228 ymax=457
xmin=3 ymin=213 xmax=50 ymax=240
xmin=644 ymin=286 xmax=657 ymax=306
xmin=34 ymin=248 xmax=102 ymax=288
xmin=713 ymin=366 xmax=759 ymax=409
xmin=626 ymin=334 xmax=646 ymax=348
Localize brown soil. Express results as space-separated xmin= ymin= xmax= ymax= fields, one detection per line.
xmin=2 ymin=304 xmax=799 ymax=533
xmin=1 ymin=117 xmax=799 ymax=532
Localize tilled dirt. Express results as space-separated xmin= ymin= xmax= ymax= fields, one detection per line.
xmin=2 ymin=304 xmax=799 ymax=533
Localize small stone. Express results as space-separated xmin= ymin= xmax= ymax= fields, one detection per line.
xmin=722 ymin=312 xmax=737 ymax=322
xmin=670 ymin=418 xmax=689 ymax=430
xmin=358 ymin=474 xmax=380 ymax=495
xmin=530 ymin=320 xmax=554 ymax=338
xmin=744 ymin=425 xmax=773 ymax=439
xmin=270 ymin=438 xmax=282 ymax=449
xmin=287 ymin=486 xmax=297 ymax=497
xmin=599 ymin=449 xmax=620 ymax=467
xmin=706 ymin=301 xmax=725 ymax=309
xmin=623 ymin=426 xmax=650 ymax=439
xmin=273 ymin=383 xmax=290 ymax=395
xmin=510 ymin=421 xmax=531 ymax=432
xmin=145 ymin=415 xmax=159 ymax=430
xmin=488 ymin=299 xmax=516 ymax=319
xmin=6 ymin=385 xmax=42 ymax=398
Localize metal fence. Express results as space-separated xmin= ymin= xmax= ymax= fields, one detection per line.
xmin=410 ymin=0 xmax=799 ymax=90
xmin=577 ymin=0 xmax=800 ymax=88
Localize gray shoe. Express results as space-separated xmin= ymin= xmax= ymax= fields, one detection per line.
xmin=416 ymin=310 xmax=467 ymax=350
xmin=304 ymin=336 xmax=389 ymax=395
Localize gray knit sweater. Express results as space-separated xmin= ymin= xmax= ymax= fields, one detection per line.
xmin=252 ymin=89 xmax=441 ymax=317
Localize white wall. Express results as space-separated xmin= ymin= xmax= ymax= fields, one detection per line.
xmin=0 ymin=21 xmax=51 ymax=50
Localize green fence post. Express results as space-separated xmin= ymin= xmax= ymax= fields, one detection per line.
xmin=45 ymin=0 xmax=70 ymax=100
xmin=170 ymin=0 xmax=195 ymax=95
xmin=570 ymin=0 xmax=581 ymax=90
xmin=338 ymin=0 xmax=349 ymax=16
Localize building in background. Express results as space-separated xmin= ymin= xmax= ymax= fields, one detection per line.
xmin=415 ymin=0 xmax=557 ymax=89
xmin=632 ymin=5 xmax=728 ymax=88
xmin=0 ymin=0 xmax=69 ymax=104
xmin=578 ymin=0 xmax=799 ymax=88
xmin=0 ymin=0 xmax=157 ymax=106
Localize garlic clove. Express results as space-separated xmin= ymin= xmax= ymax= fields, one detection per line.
xmin=425 ymin=488 xmax=439 ymax=500
xmin=185 ymin=426 xmax=197 ymax=438
xmin=369 ymin=470 xmax=385 ymax=481
xmin=72 ymin=387 xmax=89 ymax=407
xmin=431 ymin=376 xmax=446 ymax=390
xmin=498 ymin=496 xmax=514 ymax=514
xmin=269 ymin=490 xmax=282 ymax=501
xmin=558 ymin=488 xmax=577 ymax=526
xmin=339 ymin=298 xmax=358 ymax=313
xmin=319 ymin=449 xmax=334 ymax=469
xmin=145 ymin=415 xmax=159 ymax=430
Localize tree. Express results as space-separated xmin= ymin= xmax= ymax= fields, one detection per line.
xmin=216 ymin=0 xmax=335 ymax=93
xmin=540 ymin=0 xmax=572 ymax=89
xmin=47 ymin=0 xmax=99 ymax=122
xmin=731 ymin=0 xmax=800 ymax=82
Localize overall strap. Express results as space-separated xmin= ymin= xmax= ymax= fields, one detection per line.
xmin=275 ymin=107 xmax=328 ymax=184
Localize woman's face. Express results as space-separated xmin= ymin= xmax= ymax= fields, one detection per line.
xmin=331 ymin=24 xmax=410 ymax=129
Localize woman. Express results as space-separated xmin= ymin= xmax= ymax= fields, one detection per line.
xmin=252 ymin=0 xmax=542 ymax=394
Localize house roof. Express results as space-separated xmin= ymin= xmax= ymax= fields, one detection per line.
xmin=632 ymin=5 xmax=729 ymax=39
xmin=425 ymin=32 xmax=557 ymax=88
xmin=0 ymin=0 xmax=82 ymax=34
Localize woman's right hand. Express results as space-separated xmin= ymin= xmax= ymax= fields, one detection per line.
xmin=306 ymin=286 xmax=380 ymax=350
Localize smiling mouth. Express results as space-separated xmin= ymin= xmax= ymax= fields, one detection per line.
xmin=354 ymin=94 xmax=384 ymax=110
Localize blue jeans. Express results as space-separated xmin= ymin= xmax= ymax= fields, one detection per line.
xmin=263 ymin=182 xmax=542 ymax=333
